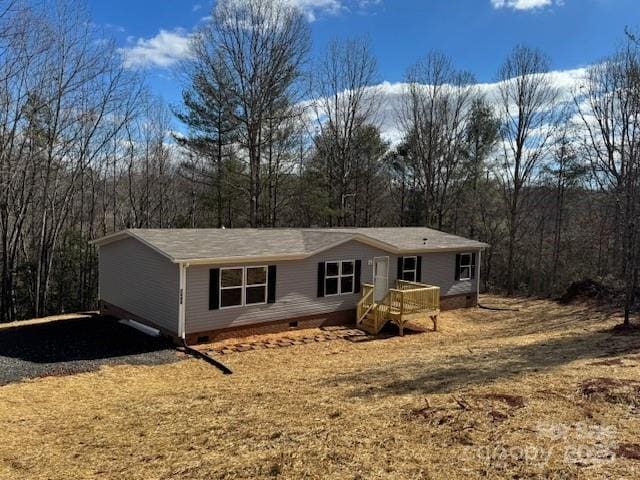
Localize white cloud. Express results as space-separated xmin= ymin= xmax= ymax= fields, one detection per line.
xmin=193 ymin=3 xmax=203 ymax=12
xmin=287 ymin=0 xmax=343 ymax=20
xmin=287 ymin=0 xmax=381 ymax=21
xmin=217 ymin=0 xmax=348 ymax=21
xmin=104 ymin=23 xmax=126 ymax=33
xmin=119 ymin=0 xmax=382 ymax=70
xmin=491 ymin=0 xmax=562 ymax=10
xmin=120 ymin=29 xmax=193 ymax=69
xmin=370 ymin=67 xmax=587 ymax=145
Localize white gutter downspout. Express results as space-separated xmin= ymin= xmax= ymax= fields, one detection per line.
xmin=178 ymin=262 xmax=189 ymax=340
xmin=176 ymin=262 xmax=232 ymax=375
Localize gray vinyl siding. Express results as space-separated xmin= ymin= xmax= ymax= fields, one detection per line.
xmin=185 ymin=241 xmax=398 ymax=334
xmin=99 ymin=237 xmax=179 ymax=334
xmin=183 ymin=241 xmax=481 ymax=334
xmin=421 ymin=251 xmax=479 ymax=296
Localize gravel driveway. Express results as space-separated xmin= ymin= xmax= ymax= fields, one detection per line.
xmin=0 ymin=315 xmax=181 ymax=386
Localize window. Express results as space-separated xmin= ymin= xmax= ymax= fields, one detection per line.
xmin=219 ymin=266 xmax=268 ymax=308
xmin=341 ymin=261 xmax=354 ymax=294
xmin=325 ymin=260 xmax=355 ymax=296
xmin=245 ymin=266 xmax=267 ymax=305
xmin=458 ymin=253 xmax=472 ymax=280
xmin=401 ymin=256 xmax=417 ymax=282
xmin=220 ymin=267 xmax=243 ymax=308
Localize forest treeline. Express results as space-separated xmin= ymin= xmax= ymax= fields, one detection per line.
xmin=0 ymin=0 xmax=638 ymax=324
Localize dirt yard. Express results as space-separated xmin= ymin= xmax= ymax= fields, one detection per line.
xmin=0 ymin=296 xmax=639 ymax=479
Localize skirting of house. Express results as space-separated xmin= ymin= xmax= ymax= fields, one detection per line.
xmin=184 ymin=309 xmax=357 ymax=344
xmin=101 ymin=293 xmax=477 ymax=345
xmin=440 ymin=293 xmax=478 ymax=310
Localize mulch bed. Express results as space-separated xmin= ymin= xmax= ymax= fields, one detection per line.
xmin=200 ymin=327 xmax=375 ymax=355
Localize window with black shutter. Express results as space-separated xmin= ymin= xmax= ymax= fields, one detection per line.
xmin=319 ymin=260 xmax=356 ymax=296
xmin=210 ymin=265 xmax=273 ymax=309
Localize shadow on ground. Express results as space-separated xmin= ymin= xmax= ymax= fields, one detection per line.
xmin=325 ymin=327 xmax=640 ymax=398
xmin=0 ymin=316 xmax=180 ymax=386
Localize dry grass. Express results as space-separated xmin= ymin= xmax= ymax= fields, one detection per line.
xmin=1 ymin=295 xmax=639 ymax=479
xmin=0 ymin=312 xmax=97 ymax=331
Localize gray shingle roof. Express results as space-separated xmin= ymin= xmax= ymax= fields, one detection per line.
xmin=319 ymin=228 xmax=488 ymax=252
xmin=94 ymin=227 xmax=488 ymax=263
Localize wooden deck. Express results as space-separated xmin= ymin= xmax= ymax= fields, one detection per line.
xmin=356 ymin=280 xmax=440 ymax=335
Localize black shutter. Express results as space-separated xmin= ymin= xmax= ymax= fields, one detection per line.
xmin=354 ymin=260 xmax=362 ymax=293
xmin=471 ymin=253 xmax=477 ymax=280
xmin=397 ymin=257 xmax=403 ymax=280
xmin=317 ymin=262 xmax=325 ymax=297
xmin=209 ymin=268 xmax=220 ymax=310
xmin=454 ymin=254 xmax=461 ymax=281
xmin=267 ymin=265 xmax=277 ymax=303
xmin=416 ymin=256 xmax=422 ymax=283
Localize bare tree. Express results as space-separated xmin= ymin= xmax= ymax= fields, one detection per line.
xmin=399 ymin=52 xmax=476 ymax=230
xmin=496 ymin=45 xmax=559 ymax=294
xmin=311 ymin=37 xmax=381 ymax=226
xmin=576 ymin=41 xmax=640 ymax=326
xmin=127 ymin=96 xmax=174 ymax=228
xmin=0 ymin=2 xmax=38 ymax=320
xmin=0 ymin=0 xmax=141 ymax=319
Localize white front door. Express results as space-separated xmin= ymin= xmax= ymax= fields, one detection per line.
xmin=373 ymin=256 xmax=389 ymax=302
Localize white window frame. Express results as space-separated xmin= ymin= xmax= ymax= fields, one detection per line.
xmin=458 ymin=253 xmax=472 ymax=281
xmin=245 ymin=265 xmax=268 ymax=306
xmin=324 ymin=261 xmax=341 ymax=297
xmin=340 ymin=260 xmax=356 ymax=295
xmin=325 ymin=260 xmax=355 ymax=296
xmin=219 ymin=267 xmax=244 ymax=309
xmin=219 ymin=265 xmax=268 ymax=309
xmin=402 ymin=256 xmax=418 ymax=282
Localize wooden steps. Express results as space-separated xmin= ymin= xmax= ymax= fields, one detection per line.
xmin=358 ymin=314 xmax=379 ymax=334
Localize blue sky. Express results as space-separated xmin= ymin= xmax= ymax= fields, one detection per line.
xmin=90 ymin=0 xmax=640 ymax=107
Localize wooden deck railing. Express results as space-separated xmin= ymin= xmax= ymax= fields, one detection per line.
xmin=393 ymin=280 xmax=440 ymax=313
xmin=357 ymin=280 xmax=440 ymax=335
xmin=357 ymin=284 xmax=375 ymax=322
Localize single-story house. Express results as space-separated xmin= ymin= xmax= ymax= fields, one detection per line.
xmin=92 ymin=228 xmax=488 ymax=343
